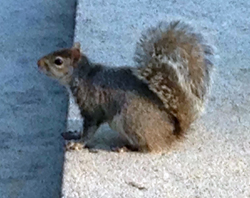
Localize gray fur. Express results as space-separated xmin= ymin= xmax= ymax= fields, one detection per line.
xmin=133 ymin=20 xmax=215 ymax=132
xmin=38 ymin=20 xmax=215 ymax=152
xmin=134 ymin=20 xmax=214 ymax=101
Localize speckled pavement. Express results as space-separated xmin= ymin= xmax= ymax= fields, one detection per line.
xmin=63 ymin=0 xmax=250 ymax=197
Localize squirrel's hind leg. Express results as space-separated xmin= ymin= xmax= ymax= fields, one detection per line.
xmin=122 ymin=97 xmax=177 ymax=153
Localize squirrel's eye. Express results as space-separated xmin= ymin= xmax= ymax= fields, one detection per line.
xmin=54 ymin=57 xmax=63 ymax=66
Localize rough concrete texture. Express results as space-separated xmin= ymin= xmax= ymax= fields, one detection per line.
xmin=64 ymin=0 xmax=250 ymax=197
xmin=0 ymin=0 xmax=76 ymax=197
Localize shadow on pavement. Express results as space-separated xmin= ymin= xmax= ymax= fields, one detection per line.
xmin=0 ymin=0 xmax=76 ymax=197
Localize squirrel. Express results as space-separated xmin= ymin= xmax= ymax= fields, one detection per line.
xmin=37 ymin=20 xmax=214 ymax=153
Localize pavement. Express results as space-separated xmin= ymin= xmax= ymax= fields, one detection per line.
xmin=0 ymin=0 xmax=76 ymax=197
xmin=64 ymin=0 xmax=250 ymax=198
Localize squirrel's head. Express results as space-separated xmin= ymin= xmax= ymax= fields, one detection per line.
xmin=37 ymin=42 xmax=81 ymax=85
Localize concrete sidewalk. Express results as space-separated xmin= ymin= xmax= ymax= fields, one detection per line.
xmin=64 ymin=0 xmax=250 ymax=197
xmin=0 ymin=0 xmax=76 ymax=197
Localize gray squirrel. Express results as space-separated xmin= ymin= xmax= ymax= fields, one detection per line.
xmin=37 ymin=20 xmax=214 ymax=153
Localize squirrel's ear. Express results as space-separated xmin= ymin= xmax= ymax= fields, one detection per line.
xmin=73 ymin=42 xmax=81 ymax=50
xmin=71 ymin=46 xmax=81 ymax=65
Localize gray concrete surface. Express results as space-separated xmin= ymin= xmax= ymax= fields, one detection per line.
xmin=64 ymin=0 xmax=250 ymax=197
xmin=0 ymin=0 xmax=76 ymax=197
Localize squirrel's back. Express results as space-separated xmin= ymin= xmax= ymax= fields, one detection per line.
xmin=134 ymin=20 xmax=214 ymax=133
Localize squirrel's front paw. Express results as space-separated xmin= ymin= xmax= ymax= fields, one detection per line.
xmin=65 ymin=141 xmax=84 ymax=151
xmin=64 ymin=141 xmax=98 ymax=153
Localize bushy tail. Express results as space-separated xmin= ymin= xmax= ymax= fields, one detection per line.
xmin=134 ymin=20 xmax=214 ymax=133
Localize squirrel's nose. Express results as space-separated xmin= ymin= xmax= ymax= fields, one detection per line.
xmin=37 ymin=59 xmax=44 ymax=67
